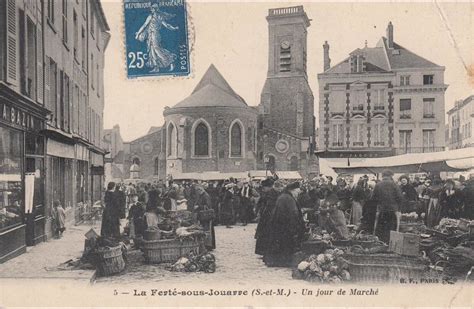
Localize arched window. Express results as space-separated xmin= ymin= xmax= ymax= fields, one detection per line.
xmin=167 ymin=122 xmax=177 ymax=157
xmin=194 ymin=122 xmax=209 ymax=156
xmin=289 ymin=156 xmax=299 ymax=170
xmin=132 ymin=157 xmax=140 ymax=165
xmin=154 ymin=157 xmax=159 ymax=175
xmin=230 ymin=123 xmax=242 ymax=156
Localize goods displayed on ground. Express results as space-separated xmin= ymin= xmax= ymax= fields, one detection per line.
xmin=167 ymin=252 xmax=216 ymax=273
xmin=294 ymin=218 xmax=474 ymax=283
xmin=81 ymin=233 xmax=128 ymax=277
xmin=142 ymin=221 xmax=206 ymax=264
xmin=292 ymin=249 xmax=350 ymax=283
xmin=401 ymin=212 xmax=419 ymax=223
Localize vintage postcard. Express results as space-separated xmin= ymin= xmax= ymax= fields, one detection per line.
xmin=0 ymin=0 xmax=473 ymax=307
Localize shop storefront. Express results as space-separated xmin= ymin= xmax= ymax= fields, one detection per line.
xmin=0 ymin=85 xmax=48 ymax=263
xmin=90 ymin=149 xmax=105 ymax=204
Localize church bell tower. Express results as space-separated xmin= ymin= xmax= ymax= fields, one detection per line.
xmin=260 ymin=6 xmax=314 ymax=138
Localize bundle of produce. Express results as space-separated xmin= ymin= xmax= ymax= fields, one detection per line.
xmin=434 ymin=218 xmax=461 ymax=235
xmin=399 ymin=222 xmax=427 ymax=235
xmin=307 ymin=229 xmax=333 ymax=244
xmin=401 ymin=212 xmax=419 ymax=223
xmin=168 ymin=252 xmax=216 ymax=273
xmin=292 ymin=248 xmax=351 ymax=283
xmin=175 ymin=225 xmax=206 ymax=239
xmin=353 ymin=233 xmax=379 ymax=242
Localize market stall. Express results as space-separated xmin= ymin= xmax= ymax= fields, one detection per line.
xmin=330 ymin=147 xmax=474 ymax=175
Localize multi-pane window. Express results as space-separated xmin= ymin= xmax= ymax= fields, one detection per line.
xmin=352 ymin=89 xmax=365 ymax=111
xmin=21 ymin=16 xmax=37 ymax=99
xmin=400 ymin=75 xmax=410 ymax=86
xmin=373 ymin=89 xmax=385 ymax=111
xmin=399 ymin=130 xmax=412 ymax=153
xmin=353 ymin=124 xmax=364 ymax=146
xmin=400 ymin=99 xmax=411 ymax=119
xmin=332 ymin=123 xmax=344 ymax=147
xmin=194 ymin=123 xmax=209 ymax=156
xmin=423 ymin=98 xmax=435 ymax=118
xmin=62 ymin=0 xmax=68 ymax=45
xmin=154 ymin=158 xmax=159 ymax=175
xmin=423 ymin=129 xmax=435 ymax=152
xmin=373 ymin=123 xmax=385 ymax=146
xmin=96 ymin=63 xmax=100 ymax=96
xmin=423 ymin=74 xmax=434 ymax=85
xmin=230 ymin=122 xmax=242 ymax=157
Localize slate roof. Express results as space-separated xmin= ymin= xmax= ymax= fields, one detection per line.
xmin=324 ymin=36 xmax=441 ymax=74
xmin=147 ymin=126 xmax=162 ymax=134
xmin=170 ymin=64 xmax=248 ymax=109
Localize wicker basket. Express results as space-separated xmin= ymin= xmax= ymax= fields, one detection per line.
xmin=95 ymin=245 xmax=125 ymax=276
xmin=142 ymin=238 xmax=200 ymax=264
xmin=301 ymin=240 xmax=329 ymax=254
xmin=342 ymin=252 xmax=429 ymax=283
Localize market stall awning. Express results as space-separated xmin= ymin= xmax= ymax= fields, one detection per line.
xmin=330 ymin=148 xmax=474 ymax=175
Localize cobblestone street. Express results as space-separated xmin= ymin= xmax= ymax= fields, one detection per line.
xmin=97 ymin=223 xmax=295 ymax=285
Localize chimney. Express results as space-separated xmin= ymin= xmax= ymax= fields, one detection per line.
xmin=386 ymin=21 xmax=394 ymax=49
xmin=323 ymin=41 xmax=331 ymax=71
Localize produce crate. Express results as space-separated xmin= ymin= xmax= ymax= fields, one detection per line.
xmin=301 ymin=240 xmax=329 ymax=255
xmin=95 ymin=245 xmax=126 ymax=276
xmin=142 ymin=238 xmax=200 ymax=264
xmin=389 ymin=231 xmax=420 ymax=257
xmin=341 ymin=252 xmax=428 ymax=283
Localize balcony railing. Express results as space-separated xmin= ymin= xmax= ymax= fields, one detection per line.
xmin=352 ymin=105 xmax=364 ymax=111
xmin=400 ymin=114 xmax=412 ymax=119
xmin=373 ymin=105 xmax=385 ymax=111
xmin=331 ymin=141 xmax=344 ymax=147
xmin=352 ymin=142 xmax=364 ymax=147
xmin=423 ymin=113 xmax=436 ymax=119
xmin=373 ymin=141 xmax=385 ymax=146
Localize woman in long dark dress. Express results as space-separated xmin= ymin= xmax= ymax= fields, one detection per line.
xmin=194 ymin=185 xmax=216 ymax=250
xmin=101 ymin=182 xmax=121 ymax=238
xmin=255 ymin=178 xmax=278 ymax=255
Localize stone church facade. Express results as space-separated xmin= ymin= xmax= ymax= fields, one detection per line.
xmin=118 ymin=6 xmax=318 ymax=180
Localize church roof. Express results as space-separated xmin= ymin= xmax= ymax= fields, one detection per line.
xmin=170 ymin=64 xmax=248 ymax=109
xmin=147 ymin=126 xmax=162 ymax=134
xmin=324 ymin=37 xmax=441 ymax=74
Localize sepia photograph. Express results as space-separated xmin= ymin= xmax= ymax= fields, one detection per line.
xmin=0 ymin=0 xmax=473 ymax=307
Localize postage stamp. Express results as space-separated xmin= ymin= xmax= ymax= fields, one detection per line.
xmin=123 ymin=0 xmax=190 ymax=78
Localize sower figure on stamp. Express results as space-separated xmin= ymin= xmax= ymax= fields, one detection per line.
xmin=135 ymin=4 xmax=179 ymax=73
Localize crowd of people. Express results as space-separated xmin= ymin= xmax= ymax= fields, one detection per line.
xmin=98 ymin=172 xmax=474 ymax=267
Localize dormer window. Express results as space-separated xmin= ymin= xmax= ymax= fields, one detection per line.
xmin=350 ymin=55 xmax=365 ymax=73
xmin=423 ymin=75 xmax=434 ymax=85
xmin=279 ymin=40 xmax=291 ymax=72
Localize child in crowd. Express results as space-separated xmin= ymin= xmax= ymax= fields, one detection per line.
xmin=52 ymin=200 xmax=66 ymax=238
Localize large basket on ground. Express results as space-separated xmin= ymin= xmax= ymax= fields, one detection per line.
xmin=142 ymin=238 xmax=200 ymax=264
xmin=341 ymin=252 xmax=428 ymax=283
xmin=95 ymin=245 xmax=125 ymax=276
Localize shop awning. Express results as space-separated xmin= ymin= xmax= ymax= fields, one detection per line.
xmin=330 ymin=148 xmax=474 ymax=175
xmin=276 ymin=171 xmax=302 ymax=179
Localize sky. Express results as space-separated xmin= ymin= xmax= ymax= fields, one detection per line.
xmin=101 ymin=1 xmax=473 ymax=142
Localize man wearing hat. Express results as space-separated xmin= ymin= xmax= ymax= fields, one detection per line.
xmin=255 ymin=178 xmax=278 ymax=256
xmin=372 ymin=169 xmax=403 ymax=243
xmin=264 ymin=181 xmax=305 ymax=267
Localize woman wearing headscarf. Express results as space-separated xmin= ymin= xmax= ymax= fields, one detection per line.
xmin=101 ymin=182 xmax=121 ymax=238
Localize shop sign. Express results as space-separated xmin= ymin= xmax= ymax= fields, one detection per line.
xmin=0 ymin=103 xmax=40 ymax=131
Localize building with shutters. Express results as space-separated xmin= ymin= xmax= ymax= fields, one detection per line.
xmin=447 ymin=95 xmax=474 ymax=150
xmin=0 ymin=0 xmax=110 ymax=263
xmin=317 ymin=22 xmax=447 ymax=160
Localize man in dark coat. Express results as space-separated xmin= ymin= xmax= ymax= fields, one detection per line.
xmin=264 ymin=182 xmax=305 ymax=267
xmin=101 ymin=182 xmax=121 ymax=238
xmin=127 ymin=193 xmax=146 ymax=248
xmin=255 ymin=178 xmax=278 ymax=256
xmin=194 ymin=185 xmax=216 ymax=250
xmin=373 ymin=170 xmax=403 ymax=243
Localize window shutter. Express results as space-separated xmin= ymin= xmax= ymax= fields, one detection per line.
xmin=36 ymin=25 xmax=44 ymax=104
xmin=44 ymin=58 xmax=50 ymax=113
xmin=350 ymin=56 xmax=357 ymax=73
xmin=6 ymin=0 xmax=18 ymax=86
